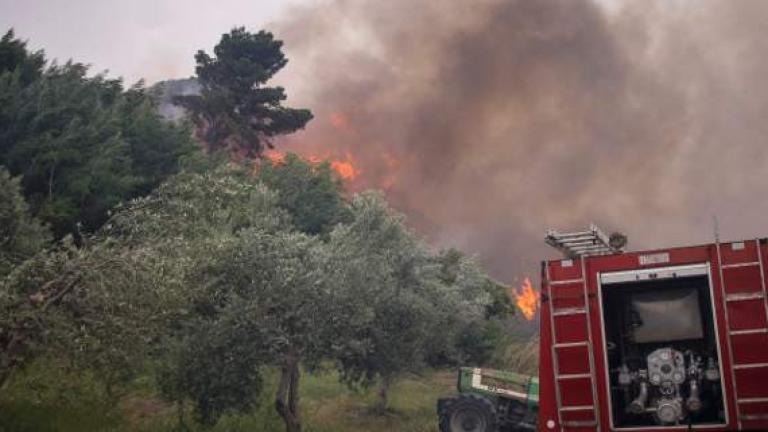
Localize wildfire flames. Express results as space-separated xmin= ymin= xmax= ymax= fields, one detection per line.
xmin=510 ymin=277 xmax=540 ymax=321
xmin=258 ymin=112 xmax=365 ymax=181
xmin=263 ymin=149 xmax=287 ymax=164
xmin=330 ymin=157 xmax=359 ymax=180
xmin=263 ymin=149 xmax=361 ymax=181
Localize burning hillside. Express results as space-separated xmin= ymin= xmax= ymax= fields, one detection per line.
xmin=263 ymin=148 xmax=361 ymax=181
xmin=263 ymin=0 xmax=768 ymax=285
xmin=152 ymin=0 xmax=768 ymax=292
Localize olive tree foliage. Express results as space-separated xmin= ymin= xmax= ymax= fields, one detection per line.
xmin=107 ymin=163 xmax=344 ymax=431
xmin=146 ymin=161 xmax=345 ymax=430
xmin=134 ymin=160 xmax=347 ymax=431
xmin=424 ymin=249 xmax=511 ymax=368
xmin=106 ymin=163 xmax=285 ymax=246
xmin=103 ymin=164 xmax=290 ymax=425
xmin=327 ymin=192 xmax=505 ymax=411
xmin=327 ymin=192 xmax=440 ymax=410
xmin=103 ymin=163 xmax=288 ymax=335
xmin=156 ymin=312 xmax=265 ymax=427
xmin=0 ymin=162 xmax=182 ymax=395
xmin=0 ymin=167 xmax=50 ymax=277
xmin=109 ymin=160 xmax=348 ymax=430
xmin=0 ymin=232 xmax=176 ymax=396
xmin=193 ymin=230 xmax=332 ymax=431
xmin=0 ymin=163 xmax=284 ymax=402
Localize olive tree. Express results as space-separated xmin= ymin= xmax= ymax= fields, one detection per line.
xmin=111 ymin=163 xmax=343 ymax=431
xmin=423 ymin=249 xmax=510 ymax=368
xmin=104 ymin=164 xmax=290 ymax=425
xmin=0 ymin=231 xmax=178 ymax=396
xmin=0 ymin=167 xmax=278 ymax=398
xmin=326 ymin=192 xmax=439 ymax=411
xmin=156 ymin=312 xmax=265 ymax=427
xmin=327 ymin=193 xmax=507 ymax=411
xmin=198 ymin=229 xmax=332 ymax=432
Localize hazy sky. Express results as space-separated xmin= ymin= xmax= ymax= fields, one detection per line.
xmin=0 ymin=0 xmax=304 ymax=84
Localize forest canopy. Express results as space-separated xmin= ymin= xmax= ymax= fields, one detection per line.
xmin=0 ymin=29 xmax=196 ymax=238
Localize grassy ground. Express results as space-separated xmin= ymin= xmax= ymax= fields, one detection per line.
xmin=0 ymin=332 xmax=539 ymax=431
xmin=0 ymin=363 xmax=457 ymax=432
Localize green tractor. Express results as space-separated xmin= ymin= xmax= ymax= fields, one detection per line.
xmin=437 ymin=367 xmax=539 ymax=432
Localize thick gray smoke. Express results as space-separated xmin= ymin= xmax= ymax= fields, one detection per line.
xmin=267 ymin=0 xmax=768 ymax=282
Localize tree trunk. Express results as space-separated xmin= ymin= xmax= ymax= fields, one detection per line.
xmin=0 ymin=368 xmax=11 ymax=394
xmin=177 ymin=399 xmax=188 ymax=432
xmin=0 ymin=332 xmax=24 ymax=395
xmin=275 ymin=357 xmax=301 ymax=432
xmin=198 ymin=396 xmax=215 ymax=427
xmin=48 ymin=165 xmax=55 ymax=200
xmin=377 ymin=374 xmax=392 ymax=413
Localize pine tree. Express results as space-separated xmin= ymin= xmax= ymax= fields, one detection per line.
xmin=0 ymin=167 xmax=50 ymax=276
xmin=176 ymin=28 xmax=313 ymax=158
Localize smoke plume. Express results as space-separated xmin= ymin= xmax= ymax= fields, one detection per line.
xmin=267 ymin=0 xmax=768 ymax=282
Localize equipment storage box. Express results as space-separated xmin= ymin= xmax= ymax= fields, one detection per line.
xmin=539 ymin=239 xmax=768 ymax=431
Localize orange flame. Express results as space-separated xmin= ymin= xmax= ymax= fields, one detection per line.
xmin=261 ymin=149 xmax=360 ymax=181
xmin=263 ymin=149 xmax=286 ymax=164
xmin=330 ymin=154 xmax=360 ymax=180
xmin=510 ymin=277 xmax=540 ymax=320
xmin=307 ymin=155 xmax=324 ymax=164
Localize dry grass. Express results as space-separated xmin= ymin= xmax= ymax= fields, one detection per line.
xmin=498 ymin=337 xmax=540 ymax=376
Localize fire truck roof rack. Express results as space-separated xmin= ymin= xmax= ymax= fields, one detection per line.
xmin=545 ymin=223 xmax=621 ymax=258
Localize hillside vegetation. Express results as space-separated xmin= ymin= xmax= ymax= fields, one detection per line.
xmin=0 ymin=28 xmax=532 ymax=432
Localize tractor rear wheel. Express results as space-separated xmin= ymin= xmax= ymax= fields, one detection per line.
xmin=438 ymin=394 xmax=498 ymax=432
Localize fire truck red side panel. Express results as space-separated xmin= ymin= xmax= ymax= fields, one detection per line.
xmin=721 ymin=240 xmax=768 ymax=430
xmin=553 ymin=314 xmax=589 ymax=344
xmin=539 ymin=239 xmax=768 ymax=431
xmin=542 ymin=258 xmax=599 ymax=431
xmin=557 ymin=345 xmax=591 ymax=375
xmin=720 ymin=240 xmax=760 ymax=265
xmin=551 ymin=282 xmax=586 ymax=310
xmin=539 ymin=262 xmax=559 ymax=432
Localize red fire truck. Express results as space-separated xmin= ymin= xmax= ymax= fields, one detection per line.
xmin=540 ymin=226 xmax=768 ymax=431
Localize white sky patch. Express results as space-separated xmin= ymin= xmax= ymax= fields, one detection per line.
xmin=0 ymin=0 xmax=308 ymax=84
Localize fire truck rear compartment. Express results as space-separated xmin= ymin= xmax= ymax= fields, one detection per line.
xmin=600 ymin=268 xmax=726 ymax=428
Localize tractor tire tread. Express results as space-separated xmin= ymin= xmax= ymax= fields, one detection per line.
xmin=438 ymin=393 xmax=498 ymax=432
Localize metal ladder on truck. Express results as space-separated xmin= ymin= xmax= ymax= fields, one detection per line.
xmin=545 ymin=225 xmax=620 ymax=431
xmin=715 ymin=238 xmax=768 ymax=430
